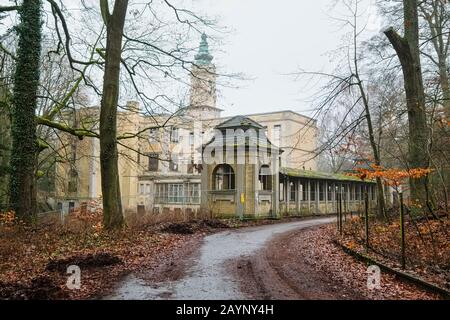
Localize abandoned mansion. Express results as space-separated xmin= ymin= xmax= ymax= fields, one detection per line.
xmin=55 ymin=34 xmax=377 ymax=218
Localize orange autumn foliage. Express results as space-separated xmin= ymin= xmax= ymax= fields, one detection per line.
xmin=347 ymin=164 xmax=433 ymax=189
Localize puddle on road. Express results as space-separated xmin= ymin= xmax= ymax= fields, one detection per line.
xmin=106 ymin=218 xmax=333 ymax=300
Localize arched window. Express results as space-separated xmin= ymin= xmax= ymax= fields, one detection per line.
xmin=213 ymin=164 xmax=235 ymax=190
xmin=259 ymin=165 xmax=272 ymax=191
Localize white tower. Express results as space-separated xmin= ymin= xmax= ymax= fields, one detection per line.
xmin=187 ymin=33 xmax=222 ymax=120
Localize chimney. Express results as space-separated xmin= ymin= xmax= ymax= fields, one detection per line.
xmin=126 ymin=101 xmax=140 ymax=113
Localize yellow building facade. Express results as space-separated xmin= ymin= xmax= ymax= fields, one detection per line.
xmin=55 ymin=34 xmax=375 ymax=217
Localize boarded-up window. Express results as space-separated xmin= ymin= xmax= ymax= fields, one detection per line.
xmin=187 ymin=160 xmax=194 ymax=174
xmin=68 ymin=201 xmax=75 ymax=213
xmin=148 ymin=153 xmax=159 ymax=172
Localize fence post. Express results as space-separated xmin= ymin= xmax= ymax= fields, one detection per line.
xmin=399 ymin=192 xmax=406 ymax=269
xmin=336 ymin=192 xmax=339 ymax=232
xmin=338 ymin=193 xmax=343 ymax=235
xmin=364 ymin=190 xmax=369 ymax=252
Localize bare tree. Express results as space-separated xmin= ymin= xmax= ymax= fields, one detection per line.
xmin=295 ymin=0 xmax=387 ymax=216
xmin=98 ymin=0 xmax=128 ymax=229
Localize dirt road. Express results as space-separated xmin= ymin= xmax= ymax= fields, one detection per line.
xmin=106 ymin=217 xmax=334 ymax=300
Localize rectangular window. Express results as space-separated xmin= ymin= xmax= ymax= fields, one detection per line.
xmin=279 ymin=182 xmax=284 ymax=201
xmin=154 ymin=183 xmax=200 ymax=204
xmin=319 ymin=182 xmax=325 ymax=201
xmin=187 ymin=183 xmax=200 ymax=204
xmin=68 ymin=180 xmax=78 ymax=193
xmin=301 ymin=181 xmax=307 ymax=201
xmin=148 ymin=153 xmax=159 ymax=172
xmin=273 ymin=125 xmax=281 ymax=147
xmin=169 ymin=154 xmax=179 ymax=172
xmin=149 ymin=128 xmax=158 ymax=141
xmin=171 ymin=127 xmax=179 ymax=143
xmin=156 ymin=184 xmax=167 ymax=203
xmin=327 ymin=182 xmax=333 ymax=201
xmin=168 ymin=184 xmax=183 ymax=203
xmin=356 ymin=184 xmax=361 ymax=200
xmin=290 ymin=182 xmax=296 ymax=202
xmin=310 ymin=181 xmax=316 ymax=201
xmin=139 ymin=183 xmax=145 ymax=195
xmin=259 ymin=166 xmax=272 ymax=191
xmin=189 ymin=132 xmax=194 ymax=146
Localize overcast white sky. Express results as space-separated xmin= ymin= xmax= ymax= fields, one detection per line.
xmin=191 ymin=0 xmax=381 ymax=117
xmin=0 ymin=0 xmax=381 ymax=116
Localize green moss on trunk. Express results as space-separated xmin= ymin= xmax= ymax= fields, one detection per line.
xmin=10 ymin=0 xmax=42 ymax=220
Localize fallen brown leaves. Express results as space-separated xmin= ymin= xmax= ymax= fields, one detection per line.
xmin=338 ymin=214 xmax=449 ymax=291
xmin=284 ymin=225 xmax=442 ymax=299
xmin=0 ymin=208 xmax=218 ymax=300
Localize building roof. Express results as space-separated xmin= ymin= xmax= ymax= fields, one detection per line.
xmin=243 ymin=110 xmax=317 ymax=124
xmin=195 ymin=33 xmax=213 ymax=66
xmin=201 ymin=115 xmax=282 ymax=154
xmin=280 ymin=167 xmax=375 ymax=183
xmin=215 ymin=115 xmax=264 ymax=130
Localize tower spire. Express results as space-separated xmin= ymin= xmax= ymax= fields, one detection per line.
xmin=195 ymin=33 xmax=213 ymax=65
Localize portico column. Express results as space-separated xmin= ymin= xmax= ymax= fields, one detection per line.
xmin=347 ymin=183 xmax=350 ymax=212
xmin=272 ymin=154 xmax=279 ymax=218
xmin=315 ymin=180 xmax=320 ymax=214
xmin=236 ymin=164 xmax=245 ymax=219
xmin=254 ymin=163 xmax=259 ymax=217
xmin=307 ymin=180 xmax=311 ymax=213
xmin=200 ymin=165 xmax=209 ymax=213
xmin=286 ymin=176 xmax=290 ymax=215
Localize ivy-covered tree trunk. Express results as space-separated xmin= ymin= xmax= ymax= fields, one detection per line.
xmin=0 ymin=84 xmax=12 ymax=207
xmin=99 ymin=0 xmax=128 ymax=229
xmin=384 ymin=0 xmax=429 ymax=204
xmin=10 ymin=0 xmax=42 ymax=221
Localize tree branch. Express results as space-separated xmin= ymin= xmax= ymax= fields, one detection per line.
xmin=36 ymin=116 xmax=99 ymax=139
xmin=0 ymin=6 xmax=20 ymax=13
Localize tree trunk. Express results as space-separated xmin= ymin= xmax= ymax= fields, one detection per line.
xmin=9 ymin=0 xmax=42 ymax=221
xmin=99 ymin=0 xmax=128 ymax=229
xmin=356 ymin=80 xmax=387 ymax=218
xmin=384 ymin=0 xmax=429 ymax=204
xmin=0 ymin=84 xmax=12 ymax=206
xmin=419 ymin=0 xmax=450 ymax=118
xmin=437 ymin=55 xmax=450 ymax=118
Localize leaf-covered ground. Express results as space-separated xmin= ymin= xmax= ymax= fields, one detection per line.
xmin=337 ymin=215 xmax=449 ymax=290
xmin=0 ymin=224 xmax=203 ymax=299
xmin=0 ymin=208 xmax=321 ymax=300
xmin=0 ymin=207 xmax=235 ymax=299
xmin=241 ymin=224 xmax=443 ymax=299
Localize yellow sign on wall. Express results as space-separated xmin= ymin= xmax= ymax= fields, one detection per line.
xmin=240 ymin=193 xmax=245 ymax=204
